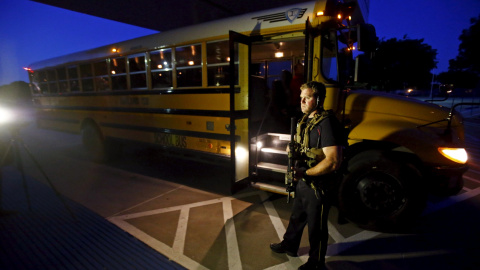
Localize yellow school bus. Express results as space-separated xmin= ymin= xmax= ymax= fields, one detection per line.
xmin=27 ymin=0 xmax=468 ymax=229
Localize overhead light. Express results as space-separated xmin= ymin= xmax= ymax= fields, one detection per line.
xmin=275 ymin=52 xmax=284 ymax=58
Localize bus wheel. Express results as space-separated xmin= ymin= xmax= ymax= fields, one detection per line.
xmin=338 ymin=150 xmax=426 ymax=231
xmin=82 ymin=123 xmax=107 ymax=162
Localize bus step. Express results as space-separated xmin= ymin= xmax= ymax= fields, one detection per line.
xmin=251 ymin=181 xmax=293 ymax=198
xmin=257 ymin=162 xmax=287 ymax=173
xmin=261 ymin=147 xmax=287 ymax=155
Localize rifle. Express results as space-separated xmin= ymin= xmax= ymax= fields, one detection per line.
xmin=285 ymin=117 xmax=299 ymax=203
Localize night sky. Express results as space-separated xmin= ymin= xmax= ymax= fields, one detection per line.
xmin=1 ymin=0 xmax=479 ymax=86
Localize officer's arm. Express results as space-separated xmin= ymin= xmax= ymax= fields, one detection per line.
xmin=305 ymin=145 xmax=342 ymax=176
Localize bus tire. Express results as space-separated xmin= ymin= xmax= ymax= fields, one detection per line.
xmin=82 ymin=123 xmax=108 ymax=162
xmin=338 ymin=150 xmax=426 ymax=231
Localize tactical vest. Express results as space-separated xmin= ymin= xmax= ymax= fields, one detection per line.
xmin=295 ymin=109 xmax=332 ymax=168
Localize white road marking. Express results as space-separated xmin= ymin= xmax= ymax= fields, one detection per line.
xmin=108 ymin=184 xmax=480 ymax=269
xmin=464 ymin=174 xmax=480 ymax=184
xmin=223 ymin=198 xmax=242 ymax=270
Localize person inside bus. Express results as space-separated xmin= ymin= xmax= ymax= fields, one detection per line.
xmin=270 ymin=81 xmax=344 ymax=270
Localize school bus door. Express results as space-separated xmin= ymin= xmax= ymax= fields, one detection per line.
xmin=229 ymin=31 xmax=251 ymax=193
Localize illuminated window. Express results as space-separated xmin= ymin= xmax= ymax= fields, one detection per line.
xmin=93 ymin=60 xmax=110 ymax=91
xmin=111 ymin=57 xmax=127 ymax=90
xmin=150 ymin=49 xmax=173 ymax=89
xmin=206 ymin=40 xmax=237 ymax=86
xmin=128 ymin=54 xmax=147 ymax=89
xmin=176 ymin=44 xmax=202 ymax=87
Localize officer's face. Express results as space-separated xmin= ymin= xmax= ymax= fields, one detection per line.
xmin=300 ymin=88 xmax=317 ymax=115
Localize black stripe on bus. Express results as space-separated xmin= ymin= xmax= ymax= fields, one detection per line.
xmin=35 ymin=105 xmax=250 ymax=118
xmin=37 ymin=117 xmax=80 ymax=124
xmin=33 ymin=87 xmax=240 ymax=97
xmin=100 ymin=122 xmax=240 ymax=142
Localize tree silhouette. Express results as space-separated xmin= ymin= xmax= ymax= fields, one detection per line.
xmin=370 ymin=37 xmax=437 ymax=91
xmin=438 ymin=14 xmax=480 ymax=89
xmin=0 ymin=81 xmax=32 ymax=105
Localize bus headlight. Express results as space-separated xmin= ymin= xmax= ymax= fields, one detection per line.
xmin=438 ymin=147 xmax=468 ymax=164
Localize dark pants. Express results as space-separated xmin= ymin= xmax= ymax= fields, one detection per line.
xmin=283 ymin=180 xmax=330 ymax=265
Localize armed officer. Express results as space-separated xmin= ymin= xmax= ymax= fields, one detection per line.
xmin=270 ymin=81 xmax=344 ymax=270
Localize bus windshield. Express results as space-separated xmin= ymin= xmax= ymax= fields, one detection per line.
xmin=321 ymin=27 xmax=359 ymax=86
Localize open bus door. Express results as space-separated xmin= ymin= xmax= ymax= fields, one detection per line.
xmin=229 ymin=31 xmax=251 ymax=193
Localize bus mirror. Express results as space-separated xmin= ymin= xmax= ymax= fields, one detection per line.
xmin=357 ymin=24 xmax=377 ymax=52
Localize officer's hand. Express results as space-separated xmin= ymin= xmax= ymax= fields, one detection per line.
xmin=294 ymin=167 xmax=307 ymax=180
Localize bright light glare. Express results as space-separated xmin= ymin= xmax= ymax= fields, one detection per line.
xmin=438 ymin=147 xmax=468 ymax=164
xmin=0 ymin=107 xmax=14 ymax=125
xmin=275 ymin=52 xmax=284 ymax=58
xmin=256 ymin=141 xmax=263 ymax=149
xmin=235 ymin=146 xmax=248 ymax=159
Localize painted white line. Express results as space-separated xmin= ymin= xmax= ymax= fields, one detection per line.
xmin=223 ymin=198 xmax=242 ymax=270
xmin=108 ymin=185 xmax=184 ymax=218
xmin=327 ymin=221 xmax=345 ymax=243
xmin=259 ymin=192 xmax=286 ymax=240
xmin=326 ymin=230 xmax=382 ymax=257
xmin=464 ymin=174 xmax=480 ymax=184
xmin=423 ymin=187 xmax=480 ymax=215
xmin=326 ymin=249 xmax=451 ymax=263
xmin=173 ymin=207 xmax=189 ymax=254
xmin=112 ymin=197 xmax=227 ymax=220
xmin=465 ymin=168 xmax=480 ymax=176
xmin=108 ymin=217 xmax=208 ymax=270
xmin=110 ymin=185 xmax=480 ymax=270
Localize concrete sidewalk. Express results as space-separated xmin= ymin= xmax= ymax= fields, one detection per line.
xmin=0 ymin=166 xmax=185 ymax=270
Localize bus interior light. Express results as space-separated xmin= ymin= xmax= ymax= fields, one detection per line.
xmin=256 ymin=141 xmax=263 ymax=149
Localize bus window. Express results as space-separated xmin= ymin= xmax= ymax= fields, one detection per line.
xmin=321 ymin=29 xmax=338 ymax=82
xmin=94 ymin=60 xmax=110 ymax=91
xmin=150 ymin=49 xmax=173 ymax=89
xmin=47 ymin=69 xmax=58 ymax=93
xmin=34 ymin=70 xmax=48 ymax=93
xmin=176 ymin=44 xmax=202 ymax=87
xmin=266 ymin=60 xmax=291 ymax=88
xmin=129 ymin=54 xmax=147 ymax=89
xmin=57 ymin=67 xmax=68 ymax=93
xmin=251 ymin=62 xmax=266 ymax=77
xmin=321 ymin=28 xmax=357 ymax=85
xmin=111 ymin=57 xmax=127 ymax=90
xmin=207 ymin=40 xmax=233 ymax=86
xmin=67 ymin=65 xmax=80 ymax=92
xmin=80 ymin=63 xmax=94 ymax=92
